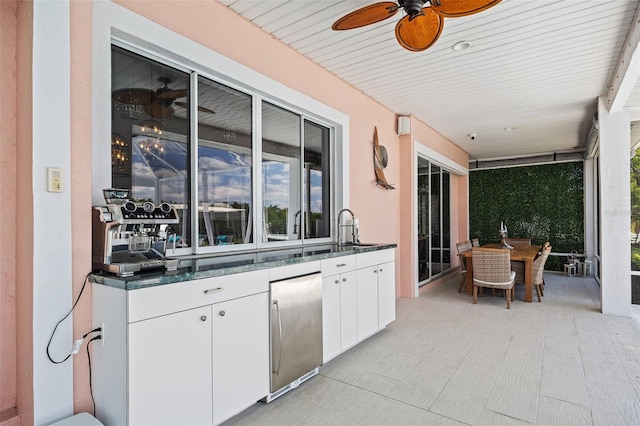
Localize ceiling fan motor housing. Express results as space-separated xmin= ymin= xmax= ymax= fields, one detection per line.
xmin=400 ymin=0 xmax=428 ymax=17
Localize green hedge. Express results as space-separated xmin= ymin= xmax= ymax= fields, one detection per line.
xmin=469 ymin=162 xmax=584 ymax=271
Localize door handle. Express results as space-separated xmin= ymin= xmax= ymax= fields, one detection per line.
xmin=272 ymin=300 xmax=283 ymax=376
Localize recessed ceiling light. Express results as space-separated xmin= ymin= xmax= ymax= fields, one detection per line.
xmin=451 ymin=41 xmax=472 ymax=51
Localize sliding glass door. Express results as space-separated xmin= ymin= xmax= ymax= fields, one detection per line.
xmin=417 ymin=156 xmax=451 ymax=284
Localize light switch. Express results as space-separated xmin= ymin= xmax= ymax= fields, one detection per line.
xmin=47 ymin=167 xmax=63 ymax=193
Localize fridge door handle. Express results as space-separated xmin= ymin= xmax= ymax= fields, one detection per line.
xmin=272 ymin=299 xmax=283 ymax=376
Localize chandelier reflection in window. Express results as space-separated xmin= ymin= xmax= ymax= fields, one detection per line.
xmin=113 ymin=90 xmax=145 ymax=121
xmin=111 ymin=133 xmax=129 ymax=172
xmin=137 ymin=119 xmax=165 ymax=154
xmin=217 ymin=96 xmax=236 ymax=143
xmin=140 ymin=119 xmax=164 ymax=136
xmin=138 ymin=139 xmax=165 ymax=154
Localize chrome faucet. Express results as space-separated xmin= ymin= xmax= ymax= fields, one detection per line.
xmin=337 ymin=208 xmax=359 ymax=245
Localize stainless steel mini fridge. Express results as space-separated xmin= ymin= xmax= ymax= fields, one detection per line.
xmin=268 ymin=272 xmax=323 ymax=397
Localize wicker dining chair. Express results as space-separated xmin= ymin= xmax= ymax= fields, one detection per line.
xmin=504 ymin=238 xmax=531 ymax=246
xmin=456 ymin=240 xmax=473 ymax=293
xmin=471 ymin=247 xmax=516 ymax=309
xmin=531 ymin=243 xmax=552 ymax=301
xmin=506 ymin=238 xmax=531 ymax=283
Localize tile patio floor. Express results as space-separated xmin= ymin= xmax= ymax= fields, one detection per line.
xmin=225 ymin=272 xmax=640 ymax=425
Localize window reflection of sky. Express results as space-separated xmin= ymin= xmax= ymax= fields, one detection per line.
xmin=131 ymin=136 xmax=188 ymax=203
xmin=130 ymin=136 xmax=323 ymax=212
xmin=263 ymin=161 xmax=290 ymax=209
xmin=199 ymin=146 xmax=251 ymax=204
xmin=310 ymin=170 xmax=322 ymax=213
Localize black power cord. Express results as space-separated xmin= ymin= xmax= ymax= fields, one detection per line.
xmin=45 ymin=272 xmax=103 ymax=418
xmin=86 ymin=335 xmax=102 ymax=418
xmin=46 ymin=272 xmax=92 ymax=364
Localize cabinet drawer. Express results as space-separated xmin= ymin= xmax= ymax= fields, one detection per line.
xmin=356 ymin=249 xmax=395 ymax=269
xmin=127 ymin=269 xmax=269 ymax=323
xmin=321 ymin=255 xmax=356 ymax=276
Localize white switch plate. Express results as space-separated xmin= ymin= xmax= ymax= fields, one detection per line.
xmin=47 ymin=167 xmax=63 ymax=193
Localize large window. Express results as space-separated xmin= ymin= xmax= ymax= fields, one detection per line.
xmin=111 ymin=47 xmax=191 ymax=245
xmin=111 ymin=46 xmax=332 ymax=253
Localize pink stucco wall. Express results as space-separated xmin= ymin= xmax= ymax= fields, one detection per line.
xmin=13 ymin=1 xmax=34 ymax=425
xmin=0 ymin=0 xmax=19 ymax=419
xmin=2 ymin=0 xmax=468 ymax=419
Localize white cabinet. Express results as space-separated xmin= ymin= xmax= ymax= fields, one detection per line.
xmin=321 ymin=248 xmax=396 ymax=363
xmin=377 ymin=261 xmax=396 ymax=329
xmin=128 ymin=306 xmax=213 ymax=426
xmin=92 ymin=269 xmax=270 ymax=426
xmin=356 ymin=265 xmax=380 ymax=341
xmin=321 ymin=256 xmax=357 ymax=363
xmin=356 ymin=249 xmax=396 ymax=337
xmin=212 ymin=292 xmax=269 ymax=424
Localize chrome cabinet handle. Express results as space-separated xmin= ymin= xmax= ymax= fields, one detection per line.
xmin=272 ymin=300 xmax=283 ymax=376
xmin=374 ymin=269 xmax=378 ymax=274
xmin=342 ymin=277 xmax=347 ymax=282
xmin=379 ymin=268 xmax=383 ymax=272
xmin=334 ymin=279 xmax=339 ymax=284
xmin=204 ymin=287 xmax=223 ymax=294
xmin=200 ymin=316 xmax=207 ymax=321
xmin=336 ymin=263 xmax=346 ymax=267
xmin=219 ymin=311 xmax=225 ymax=317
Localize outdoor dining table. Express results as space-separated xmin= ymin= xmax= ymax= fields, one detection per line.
xmin=459 ymin=243 xmax=541 ymax=303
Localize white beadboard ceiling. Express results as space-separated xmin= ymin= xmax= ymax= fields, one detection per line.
xmin=218 ymin=0 xmax=640 ymax=162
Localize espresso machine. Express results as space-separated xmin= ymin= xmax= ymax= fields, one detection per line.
xmin=92 ymin=189 xmax=180 ymax=277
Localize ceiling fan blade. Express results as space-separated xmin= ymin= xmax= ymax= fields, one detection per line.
xmin=145 ymin=103 xmax=174 ymax=119
xmin=157 ymin=89 xmax=188 ymax=100
xmin=174 ymin=101 xmax=216 ymax=115
xmin=395 ymin=8 xmax=443 ymax=52
xmin=430 ymin=0 xmax=502 ymax=18
xmin=332 ymin=2 xmax=399 ymax=30
xmin=112 ymin=88 xmax=155 ymax=105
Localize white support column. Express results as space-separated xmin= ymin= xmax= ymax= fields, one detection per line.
xmin=598 ymin=96 xmax=631 ymax=316
xmin=32 ymin=0 xmax=74 ymax=423
xmin=584 ymin=157 xmax=595 ymax=268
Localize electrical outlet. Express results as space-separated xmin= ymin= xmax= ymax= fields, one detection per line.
xmin=101 ymin=323 xmax=106 ymax=346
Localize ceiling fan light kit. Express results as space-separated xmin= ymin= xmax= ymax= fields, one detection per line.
xmin=332 ymin=0 xmax=502 ymax=52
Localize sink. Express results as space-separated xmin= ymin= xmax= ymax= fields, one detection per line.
xmin=341 ymin=243 xmax=377 ymax=249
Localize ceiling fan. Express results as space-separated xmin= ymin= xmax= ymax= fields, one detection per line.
xmin=112 ymin=76 xmax=215 ymax=119
xmin=331 ymin=0 xmax=502 ymax=52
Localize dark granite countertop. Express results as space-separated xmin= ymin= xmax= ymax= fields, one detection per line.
xmin=90 ymin=243 xmax=396 ymax=290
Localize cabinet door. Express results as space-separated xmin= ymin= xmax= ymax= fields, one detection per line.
xmin=340 ymin=270 xmax=358 ymax=351
xmin=212 ymin=292 xmax=269 ymax=424
xmin=356 ymin=266 xmax=379 ymax=341
xmin=322 ymin=275 xmax=342 ymax=363
xmin=128 ymin=306 xmax=213 ymax=426
xmin=378 ymin=261 xmax=396 ymax=328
